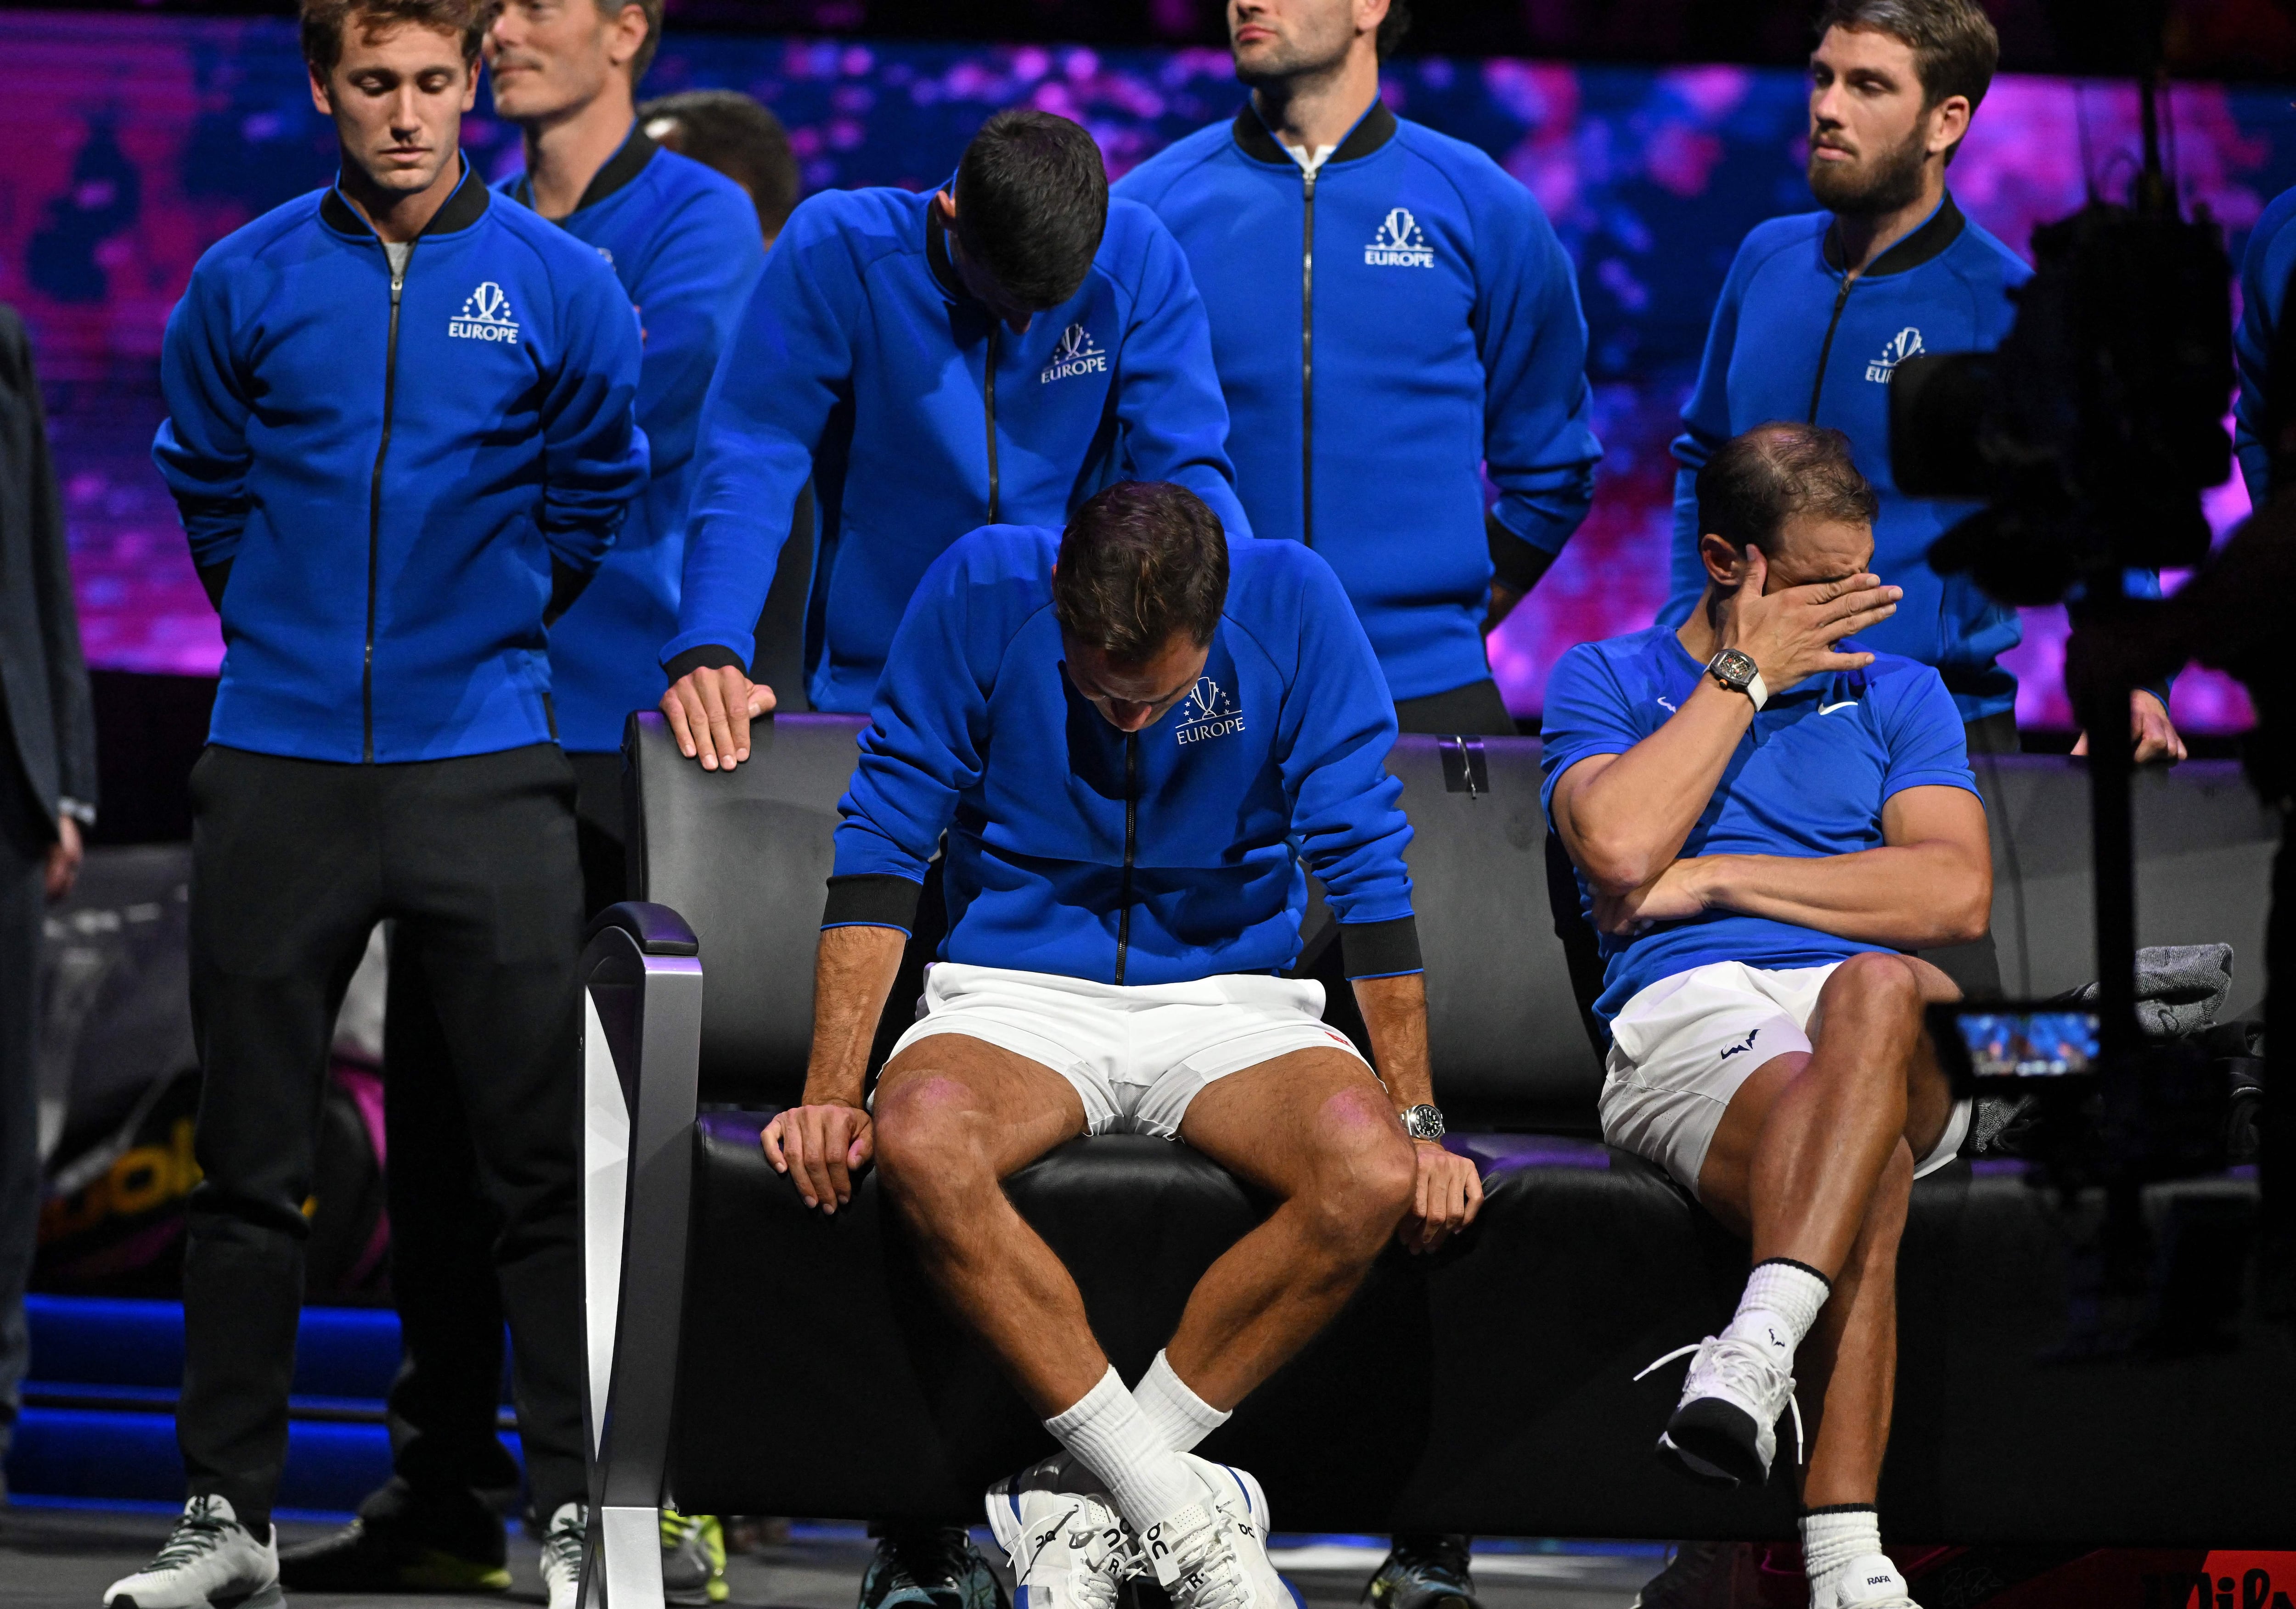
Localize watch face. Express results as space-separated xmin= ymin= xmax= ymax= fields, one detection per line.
xmin=1711 ymin=649 xmax=1755 ymax=688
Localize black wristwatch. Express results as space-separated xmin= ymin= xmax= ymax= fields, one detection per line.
xmin=1705 ymin=647 xmax=1769 ymax=711
xmin=1399 ymin=1104 xmax=1446 ymax=1142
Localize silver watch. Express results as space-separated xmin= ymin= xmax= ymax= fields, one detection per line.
xmin=1398 ymin=1104 xmax=1446 ymax=1141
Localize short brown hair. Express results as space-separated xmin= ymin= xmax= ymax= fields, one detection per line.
xmin=300 ymin=0 xmax=484 ymax=78
xmin=1052 ymin=482 xmax=1229 ymax=664
xmin=1697 ymin=422 xmax=1878 ymax=555
xmin=639 ymin=90 xmax=799 ymax=238
xmin=1817 ymin=0 xmax=2001 ymax=118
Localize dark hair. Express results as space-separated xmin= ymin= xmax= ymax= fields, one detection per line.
xmin=955 ymin=110 xmax=1109 ymax=310
xmin=300 ymin=0 xmax=483 ymax=77
xmin=1816 ymin=0 xmax=2000 ymax=161
xmin=1696 ymin=423 xmax=1878 ymax=556
xmin=1376 ymin=0 xmax=1412 ymax=60
xmin=639 ymin=90 xmax=800 ymax=239
xmin=1052 ymin=482 xmax=1229 ymax=664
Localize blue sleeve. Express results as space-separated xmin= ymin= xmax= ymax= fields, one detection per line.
xmin=1276 ymin=554 xmax=1414 ymax=933
xmin=1878 ymin=666 xmax=1980 ymax=802
xmin=1662 ymin=244 xmax=1755 ymax=628
xmin=538 ymin=255 xmax=649 ymax=575
xmin=1536 ymin=642 xmax=1642 ymax=826
xmin=628 ymin=182 xmax=767 ymax=491
xmin=830 ymin=542 xmax=1004 ymax=889
xmin=1476 ymin=180 xmax=1601 ymax=563
xmin=1109 ymin=215 xmax=1255 ymax=544
xmin=2234 ymin=191 xmax=2296 ymax=506
xmin=152 ymin=259 xmax=254 ymax=570
xmin=666 ymin=202 xmax=859 ymax=669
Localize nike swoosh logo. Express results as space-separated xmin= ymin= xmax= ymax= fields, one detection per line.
xmin=1819 ymin=701 xmax=1860 ymax=714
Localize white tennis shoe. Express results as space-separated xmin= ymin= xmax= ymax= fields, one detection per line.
xmin=987 ymin=1453 xmax=1140 ymax=1609
xmin=1635 ymin=1333 xmax=1803 ymax=1486
xmin=1813 ymin=1553 xmax=1918 ymax=1609
xmin=102 ymin=1495 xmax=281 ymax=1609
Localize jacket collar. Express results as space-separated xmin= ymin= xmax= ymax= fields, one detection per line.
xmin=321 ymin=153 xmax=492 ymax=240
xmin=1230 ymin=96 xmax=1397 ymax=168
xmin=1823 ymin=190 xmax=1965 ymax=279
xmin=510 ymin=123 xmax=658 ymax=214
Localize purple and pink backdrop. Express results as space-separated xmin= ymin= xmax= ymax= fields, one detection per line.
xmin=6 ymin=11 xmax=2289 ymax=729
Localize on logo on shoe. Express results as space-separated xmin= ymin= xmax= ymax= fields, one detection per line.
xmin=450 ymin=280 xmax=521 ymax=343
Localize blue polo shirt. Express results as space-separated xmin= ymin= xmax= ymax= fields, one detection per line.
xmin=1539 ymin=624 xmax=1979 ymax=1020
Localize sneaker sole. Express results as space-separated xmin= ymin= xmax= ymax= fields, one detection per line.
xmin=1657 ymin=1399 xmax=1770 ymax=1487
xmin=110 ymin=1589 xmax=283 ymax=1609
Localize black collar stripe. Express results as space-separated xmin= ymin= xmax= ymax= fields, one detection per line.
xmin=512 ymin=127 xmax=658 ymax=216
xmin=1230 ymin=99 xmax=1398 ymax=167
xmin=320 ymin=154 xmax=492 ymax=240
xmin=1823 ymin=191 xmax=1966 ymax=278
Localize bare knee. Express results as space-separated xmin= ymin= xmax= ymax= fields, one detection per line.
xmin=1294 ymin=1084 xmax=1417 ymax=1254
xmin=872 ymin=1073 xmax=992 ymax=1208
xmin=1827 ymin=952 xmax=1925 ymax=1020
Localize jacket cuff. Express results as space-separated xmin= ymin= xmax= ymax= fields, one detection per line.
xmin=822 ymin=873 xmax=923 ymax=934
xmin=1340 ymin=916 xmax=1423 ymax=980
xmin=664 ymin=644 xmax=748 ymax=684
xmin=56 ymin=796 xmax=96 ymax=828
xmin=1486 ymin=511 xmax=1557 ymax=595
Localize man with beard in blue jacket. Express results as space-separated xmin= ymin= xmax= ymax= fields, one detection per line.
xmin=1115 ymin=0 xmax=1600 ymax=741
xmin=109 ymin=2 xmax=645 ymax=1606
xmin=764 ymin=480 xmax=1481 ymax=1609
xmin=276 ymin=1 xmax=762 ymax=1600
xmin=660 ymin=108 xmax=1251 ymax=769
xmin=1660 ymin=0 xmax=2183 ymax=771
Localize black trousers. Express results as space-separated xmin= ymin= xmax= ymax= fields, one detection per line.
xmin=180 ymin=744 xmax=587 ymax=1531
xmin=374 ymin=749 xmax=628 ymax=1526
xmin=0 ymin=733 xmax=49 ymax=1462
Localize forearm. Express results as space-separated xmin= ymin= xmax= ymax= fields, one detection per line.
xmin=800 ymin=924 xmax=906 ymax=1104
xmin=1565 ymin=679 xmax=1750 ymax=890
xmin=1351 ymin=971 xmax=1434 ymax=1112
xmin=1697 ymin=844 xmax=1990 ymax=950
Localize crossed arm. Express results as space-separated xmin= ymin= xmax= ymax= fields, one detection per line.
xmin=1547 ymin=682 xmax=1992 ymax=951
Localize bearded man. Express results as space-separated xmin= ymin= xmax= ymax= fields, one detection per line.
xmin=1658 ymin=0 xmax=2183 ymax=806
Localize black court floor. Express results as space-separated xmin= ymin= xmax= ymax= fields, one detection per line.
xmin=0 ymin=1504 xmax=1665 ymax=1609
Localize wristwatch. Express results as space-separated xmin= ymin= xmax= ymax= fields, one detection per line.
xmin=1706 ymin=647 xmax=1769 ymax=712
xmin=1398 ymin=1104 xmax=1446 ymax=1142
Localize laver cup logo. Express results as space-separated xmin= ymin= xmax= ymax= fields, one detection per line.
xmin=1366 ymin=207 xmax=1435 ymax=268
xmin=1040 ymin=322 xmax=1108 ymax=383
xmin=449 ymin=281 xmax=521 ymax=343
xmin=1175 ymin=677 xmax=1245 ymax=746
xmin=1866 ymin=325 xmax=1923 ymax=383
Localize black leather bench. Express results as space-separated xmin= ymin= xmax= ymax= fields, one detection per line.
xmin=572 ymin=713 xmax=2292 ymax=1607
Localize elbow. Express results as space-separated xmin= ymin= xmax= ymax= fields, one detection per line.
xmin=1573 ymin=834 xmax=1660 ymax=898
xmin=1939 ymin=871 xmax=1994 ymax=948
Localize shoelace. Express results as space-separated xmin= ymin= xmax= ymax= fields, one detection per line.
xmin=543 ymin=1511 xmax=588 ymax=1581
xmin=1633 ymin=1336 xmax=1807 ymax=1466
xmin=1165 ymin=1513 xmax=1254 ymax=1609
xmin=148 ymin=1501 xmax=235 ymax=1572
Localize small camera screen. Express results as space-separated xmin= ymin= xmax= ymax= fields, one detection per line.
xmin=1956 ymin=1011 xmax=2100 ymax=1079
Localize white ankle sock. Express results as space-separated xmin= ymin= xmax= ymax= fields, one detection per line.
xmin=1131 ymin=1351 xmax=1230 ymax=1453
xmin=1047 ymin=1367 xmax=1204 ymax=1532
xmin=1799 ymin=1506 xmax=1883 ymax=1603
xmin=1722 ymin=1257 xmax=1831 ymax=1367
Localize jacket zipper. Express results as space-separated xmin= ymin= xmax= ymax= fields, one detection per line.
xmin=984 ymin=322 xmax=1001 ymax=524
xmin=1300 ymin=166 xmax=1317 ymax=546
xmin=366 ymin=243 xmax=410 ymax=763
xmin=1114 ymin=732 xmax=1139 ymax=985
xmin=1806 ymin=269 xmax=1856 ymax=423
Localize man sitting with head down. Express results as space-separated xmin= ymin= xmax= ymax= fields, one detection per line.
xmin=1542 ymin=423 xmax=1990 ymax=1609
xmin=764 ymin=480 xmax=1481 ymax=1609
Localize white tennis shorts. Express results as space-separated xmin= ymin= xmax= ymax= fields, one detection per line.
xmin=884 ymin=962 xmax=1368 ymax=1139
xmin=1600 ymin=959 xmax=1973 ymax=1200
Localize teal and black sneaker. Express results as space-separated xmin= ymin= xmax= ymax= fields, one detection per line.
xmin=859 ymin=1525 xmax=1009 ymax=1609
xmin=662 ymin=1508 xmax=730 ymax=1605
xmin=1363 ymin=1534 xmax=1478 ymax=1609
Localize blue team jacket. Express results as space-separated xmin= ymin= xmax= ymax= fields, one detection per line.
xmin=666 ymin=185 xmax=1253 ymax=714
xmin=154 ymin=162 xmax=647 ymax=762
xmin=501 ymin=129 xmax=765 ymax=752
xmin=2236 ymin=184 xmax=2296 ymax=505
xmin=826 ymin=527 xmax=1418 ymax=986
xmin=1661 ymin=196 xmax=2071 ymax=723
xmin=1117 ymin=102 xmax=1602 ymax=703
